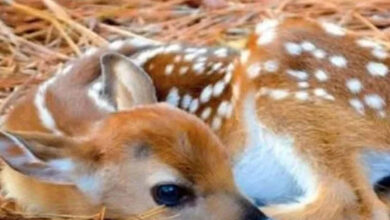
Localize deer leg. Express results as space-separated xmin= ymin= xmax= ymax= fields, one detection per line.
xmin=260 ymin=149 xmax=388 ymax=220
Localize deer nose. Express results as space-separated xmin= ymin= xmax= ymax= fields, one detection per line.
xmin=239 ymin=198 xmax=269 ymax=220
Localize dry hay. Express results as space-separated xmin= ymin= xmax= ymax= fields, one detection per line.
xmin=0 ymin=0 xmax=389 ymax=219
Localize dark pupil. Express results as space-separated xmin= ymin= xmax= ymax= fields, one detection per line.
xmin=153 ymin=184 xmax=190 ymax=207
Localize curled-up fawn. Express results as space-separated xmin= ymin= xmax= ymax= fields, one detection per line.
xmin=109 ymin=17 xmax=390 ymax=220
xmin=0 ymin=46 xmax=267 ymax=219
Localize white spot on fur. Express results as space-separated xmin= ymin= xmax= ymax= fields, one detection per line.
xmin=298 ymin=82 xmax=309 ymax=89
xmin=257 ymin=29 xmax=276 ymax=45
xmin=372 ymin=49 xmax=388 ymax=60
xmin=179 ymin=66 xmax=189 ymax=75
xmin=214 ymin=48 xmax=228 ymax=57
xmin=201 ymin=107 xmax=212 ymax=120
xmin=189 ymin=98 xmax=199 ymax=113
xmin=173 ymin=55 xmax=182 ymax=63
xmin=367 ymin=62 xmax=388 ymax=77
xmin=314 ymin=69 xmax=328 ymax=82
xmin=200 ymin=85 xmax=213 ymax=103
xmin=301 ymin=41 xmax=316 ymax=51
xmin=211 ymin=117 xmax=222 ymax=130
xmin=313 ymin=49 xmax=327 ymax=59
xmin=193 ymin=62 xmax=206 ymax=74
xmin=320 ymin=22 xmax=346 ymax=36
xmin=213 ymin=81 xmax=226 ymax=97
xmin=255 ymin=19 xmax=279 ymax=34
xmin=286 ymin=70 xmax=308 ymax=80
xmin=295 ymin=91 xmax=309 ymax=101
xmin=181 ymin=94 xmax=192 ymax=110
xmin=269 ymin=89 xmax=289 ymax=100
xmin=314 ymin=88 xmax=334 ymax=100
xmin=131 ymin=47 xmax=164 ymax=66
xmin=217 ymin=101 xmax=231 ymax=117
xmin=285 ymin=42 xmax=302 ymax=56
xmin=166 ymin=87 xmax=180 ymax=107
xmin=356 ymin=38 xmax=382 ymax=49
xmin=164 ymin=44 xmax=181 ymax=53
xmin=165 ymin=64 xmax=174 ymax=75
xmin=240 ymin=50 xmax=251 ymax=63
xmin=349 ymin=98 xmax=365 ymax=114
xmin=211 ymin=62 xmax=223 ymax=72
xmin=184 ymin=53 xmax=197 ymax=61
xmin=247 ymin=63 xmax=262 ymax=78
xmin=264 ymin=60 xmax=279 ymax=72
xmin=364 ymin=94 xmax=385 ymax=110
xmin=346 ymin=78 xmax=362 ymax=94
xmin=329 ymin=55 xmax=347 ymax=68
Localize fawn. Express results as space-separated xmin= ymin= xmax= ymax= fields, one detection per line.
xmin=0 ymin=47 xmax=267 ymax=219
xmin=105 ymin=17 xmax=390 ymax=219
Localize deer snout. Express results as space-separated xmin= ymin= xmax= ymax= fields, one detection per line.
xmin=238 ymin=198 xmax=269 ymax=220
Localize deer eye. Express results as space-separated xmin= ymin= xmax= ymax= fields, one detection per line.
xmin=151 ymin=184 xmax=194 ymax=207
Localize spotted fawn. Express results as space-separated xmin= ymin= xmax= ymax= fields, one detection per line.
xmin=120 ymin=17 xmax=390 ymax=220
xmin=0 ymin=43 xmax=267 ymax=219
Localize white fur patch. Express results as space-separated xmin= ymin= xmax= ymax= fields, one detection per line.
xmin=181 ymin=94 xmax=192 ymax=110
xmin=217 ymin=101 xmax=231 ymax=118
xmin=329 ymin=55 xmax=347 ymax=67
xmin=247 ymin=63 xmax=262 ymax=78
xmin=367 ymin=62 xmax=388 ymax=77
xmin=240 ymin=50 xmax=251 ymax=64
xmin=313 ymin=88 xmax=335 ymax=100
xmin=163 ymin=44 xmax=181 ymax=53
xmin=364 ymin=94 xmax=385 ymax=110
xmin=193 ymin=62 xmax=206 ymax=74
xmin=285 ymin=42 xmax=302 ymax=56
xmin=298 ymin=82 xmax=309 ymax=89
xmin=214 ymin=48 xmax=228 ymax=57
xmin=213 ymin=81 xmax=226 ymax=97
xmin=34 ymin=77 xmax=62 ymax=135
xmin=255 ymin=19 xmax=279 ymax=34
xmin=356 ymin=38 xmax=382 ymax=49
xmin=264 ymin=60 xmax=279 ymax=72
xmin=349 ymin=98 xmax=365 ymax=114
xmin=131 ymin=47 xmax=164 ymax=66
xmin=312 ymin=49 xmax=327 ymax=59
xmin=257 ymin=29 xmax=276 ymax=46
xmin=234 ymin=94 xmax=317 ymax=205
xmin=88 ymin=82 xmax=116 ymax=112
xmin=189 ymin=98 xmax=199 ymax=113
xmin=314 ymin=69 xmax=328 ymax=82
xmin=346 ymin=78 xmax=362 ymax=94
xmin=165 ymin=87 xmax=180 ymax=107
xmin=165 ymin=64 xmax=174 ymax=75
xmin=184 ymin=53 xmax=197 ymax=61
xmin=295 ymin=91 xmax=309 ymax=101
xmin=286 ymin=69 xmax=308 ymax=80
xmin=301 ymin=41 xmax=316 ymax=51
xmin=320 ymin=22 xmax=346 ymax=36
xmin=201 ymin=107 xmax=212 ymax=120
xmin=372 ymin=49 xmax=388 ymax=60
xmin=179 ymin=66 xmax=189 ymax=75
xmin=269 ymin=89 xmax=289 ymax=100
xmin=211 ymin=62 xmax=223 ymax=72
xmin=211 ymin=116 xmax=222 ymax=130
xmin=200 ymin=85 xmax=213 ymax=103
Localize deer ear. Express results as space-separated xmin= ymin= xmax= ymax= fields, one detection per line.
xmin=0 ymin=131 xmax=77 ymax=185
xmin=100 ymin=52 xmax=157 ymax=110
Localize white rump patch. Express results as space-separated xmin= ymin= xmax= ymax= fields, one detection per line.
xmin=367 ymin=62 xmax=388 ymax=77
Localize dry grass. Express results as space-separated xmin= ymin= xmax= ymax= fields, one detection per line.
xmin=0 ymin=0 xmax=389 ymax=219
